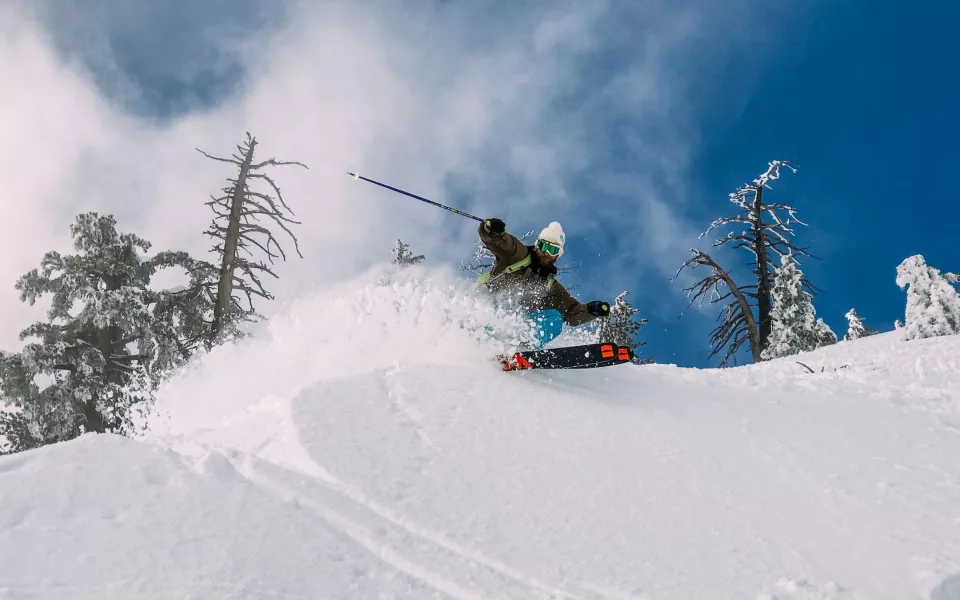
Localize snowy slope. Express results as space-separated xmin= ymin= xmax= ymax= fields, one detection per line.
xmin=0 ymin=434 xmax=451 ymax=599
xmin=3 ymin=266 xmax=960 ymax=600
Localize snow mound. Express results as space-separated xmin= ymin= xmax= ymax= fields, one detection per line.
xmin=3 ymin=267 xmax=960 ymax=599
xmin=691 ymin=330 xmax=960 ymax=414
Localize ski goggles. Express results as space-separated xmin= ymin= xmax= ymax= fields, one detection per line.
xmin=536 ymin=239 xmax=562 ymax=257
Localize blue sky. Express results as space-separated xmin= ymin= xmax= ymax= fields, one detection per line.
xmin=678 ymin=0 xmax=960 ymax=366
xmin=566 ymin=0 xmax=959 ymax=366
xmin=6 ymin=0 xmax=957 ymax=368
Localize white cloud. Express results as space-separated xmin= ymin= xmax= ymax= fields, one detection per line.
xmin=0 ymin=0 xmax=797 ymax=350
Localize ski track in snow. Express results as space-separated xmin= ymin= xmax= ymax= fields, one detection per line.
xmin=271 ymin=360 xmax=960 ymax=599
xmin=4 ymin=270 xmax=960 ymax=599
xmin=229 ymin=450 xmax=622 ymax=600
xmin=198 ymin=371 xmax=634 ymax=598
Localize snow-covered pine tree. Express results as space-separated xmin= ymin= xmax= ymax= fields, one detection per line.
xmin=844 ymin=308 xmax=877 ymax=341
xmin=192 ymin=132 xmax=307 ymax=346
xmin=895 ymin=254 xmax=960 ymax=340
xmin=392 ymin=239 xmax=424 ymax=266
xmin=0 ymin=213 xmax=199 ymax=453
xmin=675 ymin=160 xmax=822 ymax=366
xmin=0 ymin=352 xmax=50 ymax=453
xmin=598 ymin=291 xmax=653 ymax=364
xmin=761 ymin=253 xmax=832 ymax=359
xmin=814 ymin=318 xmax=838 ymax=348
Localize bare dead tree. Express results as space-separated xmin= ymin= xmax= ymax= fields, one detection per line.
xmin=193 ymin=133 xmax=307 ymax=343
xmin=675 ymin=160 xmax=819 ymax=365
xmin=705 ymin=160 xmax=819 ymax=344
xmin=673 ymin=249 xmax=762 ymax=366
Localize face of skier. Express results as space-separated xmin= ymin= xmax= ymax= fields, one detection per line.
xmin=534 ymin=238 xmax=561 ymax=265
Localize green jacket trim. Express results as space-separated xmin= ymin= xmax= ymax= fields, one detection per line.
xmin=476 ymin=253 xmax=554 ymax=289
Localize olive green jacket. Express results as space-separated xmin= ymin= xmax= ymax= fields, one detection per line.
xmin=477 ymin=221 xmax=596 ymax=326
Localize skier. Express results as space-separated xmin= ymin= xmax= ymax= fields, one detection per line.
xmin=476 ymin=217 xmax=610 ymax=348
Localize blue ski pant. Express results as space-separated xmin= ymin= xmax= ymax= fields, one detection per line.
xmin=527 ymin=309 xmax=563 ymax=349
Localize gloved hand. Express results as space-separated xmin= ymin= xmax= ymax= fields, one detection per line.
xmin=586 ymin=301 xmax=610 ymax=317
xmin=483 ymin=218 xmax=506 ymax=235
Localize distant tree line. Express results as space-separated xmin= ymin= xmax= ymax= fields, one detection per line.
xmin=4 ymin=145 xmax=955 ymax=455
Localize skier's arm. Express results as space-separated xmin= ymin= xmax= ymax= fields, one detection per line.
xmin=546 ymin=280 xmax=600 ymax=326
xmin=478 ymin=219 xmax=528 ymax=264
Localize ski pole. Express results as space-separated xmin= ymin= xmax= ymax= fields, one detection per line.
xmin=347 ymin=172 xmax=483 ymax=222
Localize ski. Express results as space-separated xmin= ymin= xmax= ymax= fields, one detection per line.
xmin=498 ymin=343 xmax=634 ymax=371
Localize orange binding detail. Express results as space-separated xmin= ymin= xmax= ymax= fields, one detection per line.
xmin=500 ymin=352 xmax=533 ymax=371
xmin=618 ymin=347 xmax=631 ymax=361
xmin=515 ymin=353 xmax=533 ymax=370
xmin=600 ymin=344 xmax=615 ymax=359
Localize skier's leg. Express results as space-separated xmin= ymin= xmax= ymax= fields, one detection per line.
xmin=527 ymin=309 xmax=564 ymax=348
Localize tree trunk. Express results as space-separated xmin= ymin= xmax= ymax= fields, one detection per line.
xmin=81 ymin=399 xmax=107 ymax=433
xmin=752 ymin=185 xmax=773 ymax=353
xmin=700 ymin=252 xmax=763 ymax=364
xmin=85 ymin=243 xmax=134 ymax=433
xmin=212 ymin=138 xmax=257 ymax=338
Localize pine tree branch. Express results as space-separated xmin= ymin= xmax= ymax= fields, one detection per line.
xmin=110 ymin=354 xmax=146 ymax=362
xmin=195 ymin=148 xmax=243 ymax=166
xmin=702 ymin=216 xmax=753 ymax=239
xmin=243 ymin=193 xmax=302 ymax=225
xmin=247 ymin=170 xmax=306 ymax=215
xmin=250 ymin=159 xmax=308 ymax=171
xmin=237 ymin=232 xmax=280 ymax=262
xmin=237 ymin=223 xmax=300 ymax=262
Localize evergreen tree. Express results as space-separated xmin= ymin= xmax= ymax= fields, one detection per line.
xmin=814 ymin=318 xmax=838 ymax=348
xmin=843 ymin=308 xmax=877 ymax=341
xmin=0 ymin=352 xmax=51 ymax=453
xmin=599 ymin=291 xmax=653 ymax=364
xmin=895 ymin=254 xmax=960 ymax=340
xmin=761 ymin=254 xmax=832 ymax=359
xmin=0 ymin=213 xmax=198 ymax=453
xmin=392 ymin=239 xmax=424 ymax=266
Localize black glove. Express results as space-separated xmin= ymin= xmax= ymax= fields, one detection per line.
xmin=586 ymin=301 xmax=610 ymax=317
xmin=483 ymin=218 xmax=506 ymax=235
